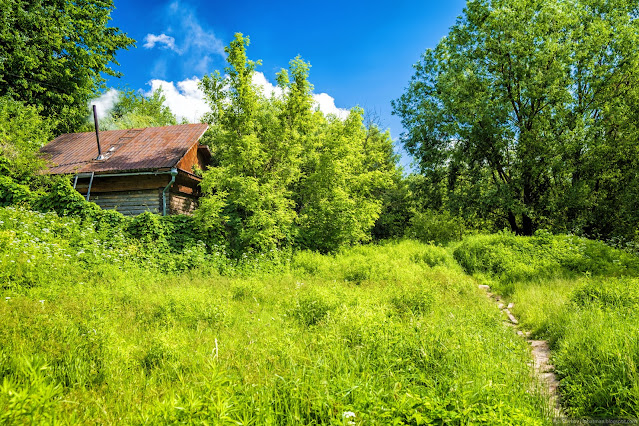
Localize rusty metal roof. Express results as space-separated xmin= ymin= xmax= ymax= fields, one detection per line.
xmin=40 ymin=123 xmax=209 ymax=175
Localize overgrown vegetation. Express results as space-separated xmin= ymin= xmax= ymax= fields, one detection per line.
xmin=2 ymin=203 xmax=638 ymax=421
xmin=394 ymin=0 xmax=639 ymax=242
xmin=196 ymin=34 xmax=403 ymax=255
xmin=0 ymin=0 xmax=134 ymax=133
xmin=454 ymin=233 xmax=639 ymax=418
xmin=0 ymin=207 xmax=553 ymax=423
xmin=2 ymin=0 xmax=639 ymax=422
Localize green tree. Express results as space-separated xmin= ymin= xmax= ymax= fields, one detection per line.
xmin=95 ymin=88 xmax=177 ymax=130
xmin=197 ymin=34 xmax=297 ymax=254
xmin=0 ymin=0 xmax=134 ymax=132
xmin=295 ymin=109 xmax=391 ymax=252
xmin=393 ymin=0 xmax=639 ymax=237
xmin=196 ymin=34 xmax=401 ymax=254
xmin=0 ymin=97 xmax=53 ymax=183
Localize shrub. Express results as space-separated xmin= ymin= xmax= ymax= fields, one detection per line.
xmin=289 ymin=293 xmax=335 ymax=326
xmin=570 ymin=278 xmax=639 ymax=309
xmin=34 ymin=177 xmax=101 ymax=218
xmin=453 ymin=232 xmax=639 ymax=288
xmin=406 ymin=209 xmax=465 ymax=244
xmin=128 ymin=212 xmax=167 ymax=245
xmin=0 ymin=176 xmax=35 ymax=207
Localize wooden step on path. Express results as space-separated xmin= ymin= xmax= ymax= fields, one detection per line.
xmin=478 ymin=284 xmax=564 ymax=419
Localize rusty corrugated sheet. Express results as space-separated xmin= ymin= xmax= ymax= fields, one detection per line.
xmin=40 ymin=123 xmax=209 ymax=175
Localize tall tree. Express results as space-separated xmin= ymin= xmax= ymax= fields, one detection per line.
xmin=197 ymin=34 xmax=298 ymax=254
xmin=95 ymin=88 xmax=177 ymax=130
xmin=196 ymin=34 xmax=401 ymax=254
xmin=393 ymin=0 xmax=639 ymax=237
xmin=0 ymin=0 xmax=134 ymax=132
xmin=295 ymin=108 xmax=391 ymax=252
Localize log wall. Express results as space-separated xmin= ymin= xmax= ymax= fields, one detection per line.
xmin=168 ymin=192 xmax=198 ymax=215
xmin=89 ymin=189 xmax=162 ymax=216
xmin=73 ymin=172 xmax=202 ymax=216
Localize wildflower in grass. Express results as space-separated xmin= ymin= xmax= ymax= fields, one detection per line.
xmin=5 ymin=297 xmax=9 ymax=301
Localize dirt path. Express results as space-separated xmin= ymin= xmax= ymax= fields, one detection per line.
xmin=478 ymin=284 xmax=563 ymax=418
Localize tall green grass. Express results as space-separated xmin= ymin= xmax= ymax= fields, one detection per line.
xmin=8 ymin=204 xmax=639 ymax=421
xmin=0 ymin=207 xmax=551 ymax=424
xmin=453 ymin=232 xmax=639 ymax=418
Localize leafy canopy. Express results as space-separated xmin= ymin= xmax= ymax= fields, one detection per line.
xmin=90 ymin=88 xmax=178 ymax=131
xmin=393 ymin=0 xmax=639 ymax=238
xmin=0 ymin=0 xmax=134 ymax=132
xmin=196 ymin=34 xmax=400 ymax=254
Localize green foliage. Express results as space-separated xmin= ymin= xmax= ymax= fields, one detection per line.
xmin=295 ymin=109 xmax=390 ymax=252
xmin=506 ymin=275 xmax=639 ymax=418
xmin=453 ymin=232 xmax=639 ymax=294
xmin=0 ymin=356 xmax=62 ymax=424
xmin=0 ymin=96 xmax=52 ymax=183
xmin=197 ymin=34 xmax=400 ymax=255
xmin=553 ymin=308 xmax=639 ymax=418
xmin=0 ymin=0 xmax=134 ymax=132
xmin=406 ymin=208 xmax=465 ymax=245
xmin=90 ymin=88 xmax=177 ymax=131
xmin=389 ymin=287 xmax=433 ymax=316
xmin=409 ymin=244 xmax=450 ymax=268
xmin=371 ymin=170 xmax=412 ymax=240
xmin=0 ymin=176 xmax=34 ymax=207
xmin=570 ymin=278 xmax=639 ymax=309
xmin=0 ymin=238 xmax=550 ymax=423
xmin=393 ymin=0 xmax=639 ymax=240
xmin=475 ymin=233 xmax=639 ymax=418
xmin=128 ymin=212 xmax=167 ymax=245
xmin=34 ymin=177 xmax=101 ymax=218
xmin=198 ymin=34 xmax=298 ymax=255
xmin=288 ymin=292 xmax=335 ymax=327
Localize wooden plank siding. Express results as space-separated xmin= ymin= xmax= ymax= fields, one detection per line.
xmin=176 ymin=144 xmax=211 ymax=173
xmin=168 ymin=192 xmax=198 ymax=215
xmin=72 ymin=170 xmax=202 ymax=216
xmin=89 ymin=189 xmax=162 ymax=216
xmin=176 ymin=144 xmax=199 ymax=173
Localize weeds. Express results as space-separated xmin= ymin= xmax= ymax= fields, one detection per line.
xmin=458 ymin=231 xmax=639 ymax=418
xmin=2 ymin=205 xmax=637 ymax=421
xmin=0 ymin=209 xmax=550 ymax=423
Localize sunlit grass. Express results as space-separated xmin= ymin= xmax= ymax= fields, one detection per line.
xmin=0 ymin=222 xmax=551 ymax=424
xmin=454 ymin=233 xmax=639 ymax=418
xmin=5 ymin=207 xmax=639 ymax=422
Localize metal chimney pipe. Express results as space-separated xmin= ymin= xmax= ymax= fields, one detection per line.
xmin=92 ymin=105 xmax=103 ymax=160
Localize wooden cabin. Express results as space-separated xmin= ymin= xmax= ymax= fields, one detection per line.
xmin=40 ymin=123 xmax=210 ymax=216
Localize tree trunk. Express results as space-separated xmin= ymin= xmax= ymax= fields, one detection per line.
xmin=522 ymin=213 xmax=534 ymax=236
xmin=507 ymin=210 xmax=520 ymax=234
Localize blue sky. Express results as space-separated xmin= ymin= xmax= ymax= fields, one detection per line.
xmin=102 ymin=0 xmax=468 ymax=168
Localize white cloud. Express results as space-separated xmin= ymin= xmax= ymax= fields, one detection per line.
xmin=143 ymin=34 xmax=179 ymax=52
xmin=146 ymin=78 xmax=210 ymax=123
xmin=312 ymin=93 xmax=350 ymax=119
xmin=252 ymin=72 xmax=284 ymax=98
xmin=145 ymin=1 xmax=226 ymax=76
xmin=145 ymin=73 xmax=350 ymax=124
xmin=90 ymin=89 xmax=119 ymax=119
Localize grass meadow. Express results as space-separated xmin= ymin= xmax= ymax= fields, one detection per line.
xmin=1 ymin=207 xmax=638 ymax=423
xmin=454 ymin=232 xmax=639 ymax=419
